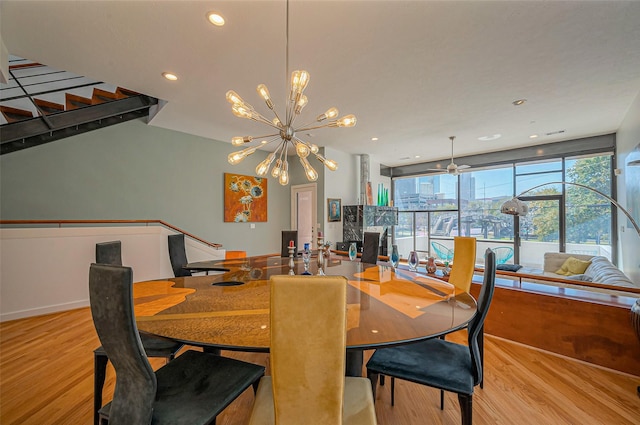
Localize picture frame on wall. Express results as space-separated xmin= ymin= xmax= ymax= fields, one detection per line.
xmin=224 ymin=173 xmax=268 ymax=222
xmin=328 ymin=198 xmax=341 ymax=222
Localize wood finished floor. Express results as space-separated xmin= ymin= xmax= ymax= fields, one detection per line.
xmin=1 ymin=307 xmax=639 ymax=424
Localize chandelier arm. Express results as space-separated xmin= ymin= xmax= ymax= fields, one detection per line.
xmin=292 ymin=135 xmax=312 ymax=146
xmin=271 ymin=108 xmax=285 ymax=129
xmin=261 ymin=135 xmax=285 ymax=147
xmin=516 ymin=181 xmax=640 ymax=237
xmin=249 ymin=111 xmax=278 ymax=127
xmin=296 ymin=123 xmax=332 ymax=132
xmin=295 ymin=118 xmax=323 ymax=131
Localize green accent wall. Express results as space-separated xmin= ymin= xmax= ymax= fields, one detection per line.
xmin=0 ymin=119 xmax=293 ymax=256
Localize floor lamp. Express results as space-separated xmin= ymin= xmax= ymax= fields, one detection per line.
xmin=501 ymin=180 xmax=640 ymax=397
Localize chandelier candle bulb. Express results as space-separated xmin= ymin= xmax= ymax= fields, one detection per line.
xmin=226 ymin=90 xmax=245 ymax=105
xmin=335 ymin=114 xmax=357 ymax=128
xmin=256 ymin=84 xmax=274 ymax=109
xmin=278 ymin=160 xmax=289 ymax=186
xmin=295 ymin=141 xmax=310 ymax=158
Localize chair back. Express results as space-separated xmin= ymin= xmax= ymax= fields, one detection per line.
xmin=448 ymin=236 xmax=476 ymax=292
xmin=431 ymin=241 xmax=454 ymax=262
xmin=468 ymin=248 xmax=496 ymax=386
xmin=89 ymin=263 xmax=156 ymax=424
xmin=168 ymin=234 xmax=192 ymax=277
xmin=269 ymin=275 xmax=348 ymax=424
xmin=361 ymin=232 xmax=380 ymax=264
xmin=95 ymin=240 xmax=122 ymax=266
xmin=280 ymin=230 xmax=298 ymax=257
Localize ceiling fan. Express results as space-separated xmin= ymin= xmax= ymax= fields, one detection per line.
xmin=427 ymin=136 xmax=471 ymax=175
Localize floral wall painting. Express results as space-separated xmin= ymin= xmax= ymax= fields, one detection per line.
xmin=224 ymin=173 xmax=268 ymax=222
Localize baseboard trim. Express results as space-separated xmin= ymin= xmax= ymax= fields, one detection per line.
xmin=1 ymin=299 xmax=89 ymax=322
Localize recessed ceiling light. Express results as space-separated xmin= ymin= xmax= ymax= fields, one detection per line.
xmin=529 ymin=134 xmax=539 ymax=139
xmin=371 ymin=137 xmax=378 ymax=141
xmin=478 ymin=134 xmax=502 ymax=141
xmin=512 ymin=99 xmax=527 ymax=106
xmin=415 ymin=155 xmax=421 ymax=158
xmin=162 ymin=72 xmax=178 ymax=81
xmin=206 ymin=11 xmax=225 ymax=26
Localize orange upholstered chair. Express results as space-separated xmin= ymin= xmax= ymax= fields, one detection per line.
xmin=448 ymin=236 xmax=477 ymax=293
xmin=225 ymin=250 xmax=247 ymax=259
xmin=248 ymin=275 xmax=377 ymax=425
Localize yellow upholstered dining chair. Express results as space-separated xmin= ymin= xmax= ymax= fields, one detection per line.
xmin=248 ymin=275 xmax=377 ymax=425
xmin=448 ymin=236 xmax=477 ymax=293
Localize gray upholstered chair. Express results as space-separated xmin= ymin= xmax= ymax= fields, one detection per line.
xmin=280 ymin=230 xmax=298 ymax=257
xmin=168 ymin=233 xmax=192 ymax=277
xmin=248 ymin=275 xmax=377 ymax=424
xmin=90 ymin=263 xmax=265 ymax=425
xmin=366 ymin=249 xmax=496 ymax=425
xmin=360 ymin=232 xmax=380 ymax=265
xmin=93 ymin=241 xmax=184 ymax=425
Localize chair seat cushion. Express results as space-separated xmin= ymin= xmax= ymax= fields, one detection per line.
xmin=100 ymin=350 xmax=265 ymax=425
xmin=366 ymin=338 xmax=474 ymax=395
xmin=249 ymin=376 xmax=377 ymax=425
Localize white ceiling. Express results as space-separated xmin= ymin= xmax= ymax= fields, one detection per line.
xmin=2 ymin=0 xmax=640 ymax=167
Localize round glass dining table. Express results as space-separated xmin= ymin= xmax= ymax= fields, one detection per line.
xmin=134 ymin=255 xmax=477 ymax=376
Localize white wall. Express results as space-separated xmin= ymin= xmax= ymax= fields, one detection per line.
xmin=322 ymin=147 xmax=359 ymax=247
xmin=0 ymin=226 xmax=224 ymax=321
xmin=616 ymin=90 xmax=640 ymax=284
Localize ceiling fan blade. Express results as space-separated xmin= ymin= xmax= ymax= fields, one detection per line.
xmin=457 ymin=164 xmax=471 ymax=170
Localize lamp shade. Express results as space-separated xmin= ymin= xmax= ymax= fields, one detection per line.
xmin=500 ymin=197 xmax=528 ymax=216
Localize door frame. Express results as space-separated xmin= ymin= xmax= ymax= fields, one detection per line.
xmin=290 ymin=183 xmax=318 ymax=247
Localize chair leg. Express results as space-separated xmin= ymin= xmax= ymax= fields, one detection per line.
xmin=458 ymin=393 xmax=473 ymax=425
xmin=94 ymin=352 xmax=109 ymax=425
xmin=380 ymin=374 xmax=385 ymax=386
xmin=366 ymin=370 xmax=379 ymax=399
xmin=439 ymin=334 xmax=446 ymax=408
xmin=479 ymin=325 xmax=485 ymax=389
xmin=390 ymin=377 xmax=395 ymax=406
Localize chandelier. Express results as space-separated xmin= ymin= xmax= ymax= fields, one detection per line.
xmin=225 ymin=1 xmax=356 ymax=185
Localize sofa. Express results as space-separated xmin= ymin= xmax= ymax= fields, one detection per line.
xmin=543 ymin=252 xmax=637 ymax=288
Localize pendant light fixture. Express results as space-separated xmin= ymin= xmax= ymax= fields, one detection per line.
xmin=225 ymin=0 xmax=356 ymax=185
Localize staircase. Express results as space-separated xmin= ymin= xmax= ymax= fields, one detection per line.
xmin=0 ymin=56 xmax=158 ymax=155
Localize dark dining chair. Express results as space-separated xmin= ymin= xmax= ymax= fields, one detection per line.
xmin=360 ymin=232 xmax=380 ymax=264
xmin=248 ymin=275 xmax=377 ymax=424
xmin=168 ymin=233 xmax=192 ymax=277
xmin=280 ymin=230 xmax=298 ymax=257
xmin=90 ymin=263 xmax=265 ymax=425
xmin=93 ymin=241 xmax=184 ymax=425
xmin=95 ymin=240 xmax=123 ymax=266
xmin=366 ymin=248 xmax=496 ymax=425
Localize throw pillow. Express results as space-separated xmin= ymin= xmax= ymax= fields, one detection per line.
xmin=497 ymin=264 xmax=523 ymax=272
xmin=555 ymin=257 xmax=592 ymax=276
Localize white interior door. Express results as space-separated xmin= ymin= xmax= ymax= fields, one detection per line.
xmin=291 ymin=183 xmax=317 ymax=248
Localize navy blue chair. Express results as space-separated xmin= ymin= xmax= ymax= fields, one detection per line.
xmin=366 ymin=248 xmax=496 ymax=425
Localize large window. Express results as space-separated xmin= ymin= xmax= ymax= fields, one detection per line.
xmin=392 ymin=153 xmax=614 ymax=268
